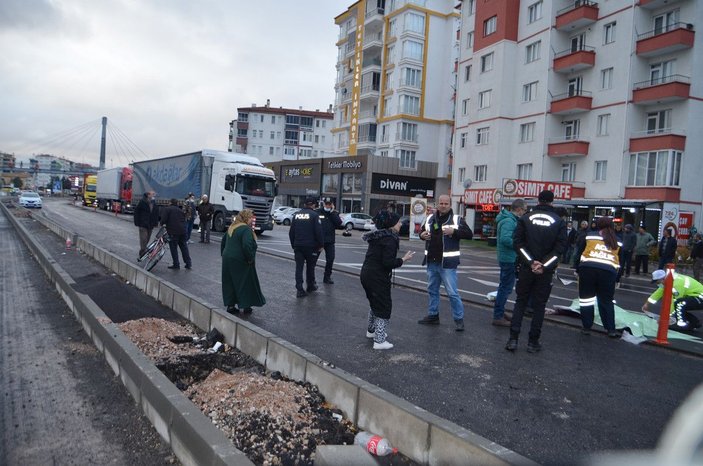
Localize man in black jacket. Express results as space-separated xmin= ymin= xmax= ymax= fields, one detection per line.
xmin=196 ymin=194 xmax=215 ymax=243
xmin=506 ymin=190 xmax=567 ymax=353
xmin=161 ymin=198 xmax=192 ymax=270
xmin=289 ymin=197 xmax=323 ymax=297
xmin=134 ymin=191 xmax=160 ymax=259
xmin=316 ymin=200 xmax=342 ymax=284
xmin=658 ymin=228 xmax=677 ymax=270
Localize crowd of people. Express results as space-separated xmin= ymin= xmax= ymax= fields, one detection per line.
xmin=133 ymin=189 xmax=703 ymax=351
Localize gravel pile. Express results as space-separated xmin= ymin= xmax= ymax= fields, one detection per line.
xmin=118 ymin=318 xmax=364 ymax=466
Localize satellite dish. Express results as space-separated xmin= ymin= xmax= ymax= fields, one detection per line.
xmin=462 ymin=179 xmax=472 ymax=189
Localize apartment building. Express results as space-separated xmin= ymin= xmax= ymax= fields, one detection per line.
xmin=229 ymin=101 xmax=335 ymax=164
xmin=330 ymin=0 xmax=458 ymax=214
xmin=453 ymin=0 xmax=702 ymax=239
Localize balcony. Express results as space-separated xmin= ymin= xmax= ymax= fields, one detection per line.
xmin=548 ymin=138 xmax=590 ymax=157
xmin=235 ymin=137 xmax=248 ymax=146
xmin=237 ymin=121 xmax=248 ymax=130
xmin=553 ymin=46 xmax=595 ymax=73
xmin=363 ymin=31 xmax=383 ymax=51
xmin=555 ymin=1 xmax=598 ymax=32
xmin=550 ymin=90 xmax=593 ymax=115
xmin=358 ymin=110 xmax=377 ymax=123
xmin=636 ymin=23 xmax=694 ymax=57
xmin=639 ymin=0 xmax=684 ymax=10
xmin=365 ymin=7 xmax=384 ymax=26
xmin=629 ymin=129 xmax=686 ymax=152
xmin=360 ymin=83 xmax=380 ymax=101
xmin=624 ymin=186 xmax=680 ymax=202
xmin=632 ymin=75 xmax=690 ymax=105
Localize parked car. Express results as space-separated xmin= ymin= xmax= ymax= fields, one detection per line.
xmin=274 ymin=208 xmax=300 ymax=226
xmin=18 ymin=191 xmax=42 ymax=208
xmin=273 ymin=206 xmax=292 ymax=216
xmin=340 ymin=212 xmax=374 ymax=230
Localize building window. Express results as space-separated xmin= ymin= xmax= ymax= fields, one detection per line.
xmin=653 ymin=9 xmax=679 ymax=35
xmin=474 ymin=165 xmax=487 ymax=182
xmin=398 ymin=122 xmax=418 ymax=142
xmin=483 ymin=16 xmax=497 ymax=36
xmin=480 ymin=52 xmax=494 ymax=72
xmin=561 ymin=162 xmax=577 ymax=182
xmin=564 ymin=120 xmax=580 ymax=140
xmin=462 ymin=98 xmax=470 ymax=115
xmin=380 ymin=150 xmax=388 ymax=157
xmin=478 ymin=90 xmax=491 ymax=109
xmin=276 ymin=131 xmax=281 ymax=139
xmin=258 ymin=130 xmax=263 ymax=138
xmin=594 ymin=161 xmax=608 ymax=182
xmin=464 ymin=64 xmax=471 ymax=82
xmin=600 ymin=68 xmax=613 ymax=90
xmin=269 ymin=147 xmax=274 ymax=155
xmin=604 ymin=22 xmax=616 ymax=44
xmin=402 ymin=40 xmax=424 ymax=61
xmin=237 ymin=128 xmax=247 ymax=137
xmin=405 ymin=12 xmax=425 ymax=34
xmin=466 ymin=0 xmax=475 ymax=15
xmin=525 ymin=41 xmax=541 ymax=63
xmin=650 ymin=60 xmax=675 ymax=85
xmin=400 ymin=95 xmax=420 ymax=115
xmin=520 ymin=122 xmax=535 ymax=143
xmin=528 ymin=1 xmax=543 ymax=23
xmin=629 ymin=150 xmax=681 ymax=186
xmin=597 ymin=114 xmax=610 ymax=136
xmin=383 ymin=97 xmax=392 ymax=116
xmin=460 ymin=132 xmax=468 ymax=148
xmin=386 ymin=44 xmax=396 ymax=63
xmin=522 ymin=81 xmax=538 ymax=102
xmin=260 ymin=115 xmax=264 ymax=123
xmin=458 ymin=167 xmax=466 ymax=183
xmin=646 ymin=109 xmax=671 ymax=134
xmin=397 ymin=149 xmax=416 ymax=169
xmin=476 ymin=127 xmax=490 ymax=145
xmin=402 ymin=67 xmax=422 ymax=88
xmin=270 ymin=131 xmax=275 ymax=139
xmin=238 ymin=113 xmax=249 ymax=122
xmin=517 ymin=163 xmax=532 ymax=179
xmin=384 ymin=70 xmax=393 ymax=90
xmin=466 ymin=31 xmax=474 ymax=49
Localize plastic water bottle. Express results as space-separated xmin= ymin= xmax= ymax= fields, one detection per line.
xmin=354 ymin=431 xmax=398 ymax=456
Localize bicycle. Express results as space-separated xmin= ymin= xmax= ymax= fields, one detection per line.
xmin=138 ymin=226 xmax=169 ymax=271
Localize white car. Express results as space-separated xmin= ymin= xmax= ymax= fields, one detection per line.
xmin=274 ymin=208 xmax=300 ymax=226
xmin=340 ymin=212 xmax=374 ymax=230
xmin=19 ymin=191 xmax=42 ymax=208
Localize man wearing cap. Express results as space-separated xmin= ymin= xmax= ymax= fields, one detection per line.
xmin=289 ymin=197 xmax=324 ymax=297
xmin=506 ymin=190 xmax=567 ymax=353
xmin=644 ymin=269 xmax=703 ymax=331
xmin=315 ymin=200 xmax=342 ymax=284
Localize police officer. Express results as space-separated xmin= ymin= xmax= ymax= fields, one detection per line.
xmin=316 ymin=200 xmax=342 ymax=284
xmin=289 ymin=197 xmax=324 ymax=297
xmin=505 ymin=190 xmax=567 ymax=353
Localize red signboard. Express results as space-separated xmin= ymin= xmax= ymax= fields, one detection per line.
xmin=502 ymin=179 xmax=573 ymax=200
xmin=678 ymin=212 xmax=694 ymax=246
xmin=464 ymin=188 xmax=500 ymax=205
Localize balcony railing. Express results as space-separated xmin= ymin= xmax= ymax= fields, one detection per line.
xmin=637 ymin=22 xmax=693 ymax=41
xmin=556 ymin=0 xmax=598 ymax=16
xmin=555 ymin=1 xmax=598 ymax=31
xmin=633 ymin=74 xmax=690 ymax=90
xmin=395 ymin=133 xmax=419 ymax=144
xmin=551 ymin=89 xmax=592 ymax=101
xmin=554 ymin=45 xmax=595 ymax=59
xmin=357 ymin=134 xmax=377 ymax=143
xmin=365 ymin=7 xmax=385 ymax=21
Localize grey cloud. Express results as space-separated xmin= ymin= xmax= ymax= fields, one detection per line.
xmin=0 ymin=0 xmax=63 ymax=29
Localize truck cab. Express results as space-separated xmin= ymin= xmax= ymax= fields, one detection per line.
xmin=83 ymin=175 xmax=97 ymax=206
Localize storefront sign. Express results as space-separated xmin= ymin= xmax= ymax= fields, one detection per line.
xmin=282 ymin=164 xmax=317 ymax=183
xmin=348 ymin=5 xmax=365 ymax=156
xmin=327 ymin=160 xmax=363 ymax=170
xmin=371 ymin=173 xmax=435 ymax=197
xmin=478 ymin=204 xmax=500 ymax=212
xmin=464 ymin=188 xmax=501 ymax=206
xmin=678 ymin=212 xmax=694 ymax=247
xmin=409 ymin=197 xmax=428 ymax=241
xmin=501 ymin=179 xmax=572 ymax=200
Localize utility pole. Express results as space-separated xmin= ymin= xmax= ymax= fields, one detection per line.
xmin=99 ymin=116 xmax=107 ymax=170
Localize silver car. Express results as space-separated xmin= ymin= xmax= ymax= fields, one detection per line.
xmin=340 ymin=212 xmax=374 ymax=230
xmin=19 ymin=191 xmax=42 ymax=208
xmin=274 ymin=208 xmax=300 ymax=226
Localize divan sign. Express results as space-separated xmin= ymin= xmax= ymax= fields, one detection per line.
xmin=371 ymin=173 xmax=435 ymax=197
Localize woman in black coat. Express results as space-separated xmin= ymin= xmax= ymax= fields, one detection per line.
xmin=360 ymin=210 xmax=414 ymax=350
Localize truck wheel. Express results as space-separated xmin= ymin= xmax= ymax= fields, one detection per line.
xmin=213 ymin=213 xmax=226 ymax=232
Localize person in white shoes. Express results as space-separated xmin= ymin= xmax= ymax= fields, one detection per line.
xmin=360 ymin=210 xmax=414 ymax=350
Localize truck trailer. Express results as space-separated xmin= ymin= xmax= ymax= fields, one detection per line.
xmin=131 ymin=149 xmax=276 ymax=233
xmin=96 ymin=166 xmax=133 ymax=213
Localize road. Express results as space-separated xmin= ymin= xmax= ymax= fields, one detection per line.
xmin=32 ymin=199 xmax=703 ymax=465
xmin=0 ymin=206 xmax=176 ymax=465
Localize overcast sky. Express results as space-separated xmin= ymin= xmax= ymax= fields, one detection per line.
xmin=0 ymin=0 xmax=348 ymax=167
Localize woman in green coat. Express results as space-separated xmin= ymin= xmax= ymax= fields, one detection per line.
xmin=221 ymin=209 xmax=266 ymax=314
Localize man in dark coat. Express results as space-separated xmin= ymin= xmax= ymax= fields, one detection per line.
xmin=134 ymin=191 xmax=160 ymax=259
xmin=196 ymin=194 xmax=215 ymax=243
xmin=658 ymin=228 xmax=678 ymax=270
xmin=289 ymin=197 xmax=323 ymax=297
xmin=315 ymin=200 xmax=342 ymax=284
xmin=161 ymin=198 xmax=192 ymax=270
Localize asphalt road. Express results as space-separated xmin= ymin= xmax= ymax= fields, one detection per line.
xmin=0 ymin=208 xmax=177 ymax=465
xmin=31 ymin=199 xmax=703 ymax=465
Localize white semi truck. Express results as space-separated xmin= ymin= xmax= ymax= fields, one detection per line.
xmin=131 ymin=149 xmax=277 ymax=233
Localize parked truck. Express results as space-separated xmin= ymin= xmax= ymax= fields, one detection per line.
xmin=82 ymin=174 xmax=97 ymax=206
xmin=96 ymin=167 xmax=134 ymax=213
xmin=131 ymin=149 xmax=276 ymax=233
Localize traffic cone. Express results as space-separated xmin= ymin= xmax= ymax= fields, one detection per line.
xmin=654 ymin=263 xmax=675 ymax=345
xmin=66 ymin=238 xmax=72 ymax=250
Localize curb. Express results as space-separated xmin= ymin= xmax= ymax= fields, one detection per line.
xmin=5 ymin=202 xmax=538 ymax=465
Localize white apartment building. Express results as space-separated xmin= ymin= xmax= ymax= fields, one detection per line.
xmin=453 ymin=0 xmax=702 ymax=240
xmin=333 ymin=0 xmax=459 ymax=196
xmin=229 ymin=101 xmax=335 ymax=164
